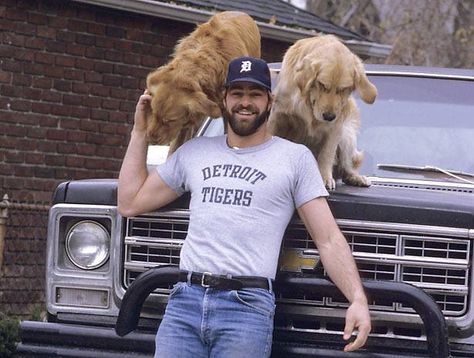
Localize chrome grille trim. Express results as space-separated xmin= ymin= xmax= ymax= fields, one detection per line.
xmin=303 ymin=249 xmax=468 ymax=268
xmin=123 ymin=214 xmax=472 ymax=319
xmin=336 ymin=219 xmax=471 ymax=238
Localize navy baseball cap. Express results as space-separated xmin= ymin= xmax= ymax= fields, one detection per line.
xmin=225 ymin=57 xmax=272 ymax=92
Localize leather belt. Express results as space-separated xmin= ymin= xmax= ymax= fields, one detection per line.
xmin=178 ymin=271 xmax=271 ymax=290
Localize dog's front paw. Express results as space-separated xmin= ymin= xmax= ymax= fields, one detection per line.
xmin=323 ymin=176 xmax=337 ymax=191
xmin=343 ymin=174 xmax=371 ymax=187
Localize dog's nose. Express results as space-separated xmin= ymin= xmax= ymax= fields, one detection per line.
xmin=323 ymin=112 xmax=336 ymax=121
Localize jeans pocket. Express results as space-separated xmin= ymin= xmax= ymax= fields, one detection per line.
xmin=234 ymin=289 xmax=275 ymax=317
xmin=169 ymin=281 xmax=186 ymax=297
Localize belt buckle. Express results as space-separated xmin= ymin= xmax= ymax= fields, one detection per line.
xmin=201 ymin=272 xmax=213 ymax=288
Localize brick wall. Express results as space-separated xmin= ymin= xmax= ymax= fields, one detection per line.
xmin=0 ymin=0 xmax=291 ymax=316
xmin=0 ymin=0 xmax=193 ymax=204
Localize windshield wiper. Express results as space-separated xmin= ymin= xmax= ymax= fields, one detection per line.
xmin=377 ymin=164 xmax=474 ymax=185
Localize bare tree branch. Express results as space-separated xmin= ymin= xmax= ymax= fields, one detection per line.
xmin=340 ymin=3 xmax=358 ymax=27
xmin=294 ymin=0 xmax=472 ymax=68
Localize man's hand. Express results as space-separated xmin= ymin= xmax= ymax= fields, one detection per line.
xmin=343 ymin=299 xmax=371 ymax=352
xmin=118 ymin=89 xmax=179 ymax=218
xmin=134 ymin=90 xmax=152 ymax=133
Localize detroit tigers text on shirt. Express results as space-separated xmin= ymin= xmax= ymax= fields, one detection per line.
xmin=201 ymin=164 xmax=267 ymax=207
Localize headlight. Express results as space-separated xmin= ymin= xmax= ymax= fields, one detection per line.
xmin=65 ymin=221 xmax=110 ymax=270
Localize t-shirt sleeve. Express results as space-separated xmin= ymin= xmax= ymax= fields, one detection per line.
xmin=293 ymin=148 xmax=329 ymax=208
xmin=155 ymin=149 xmax=186 ymax=196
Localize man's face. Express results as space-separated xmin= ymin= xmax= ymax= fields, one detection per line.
xmin=223 ymin=82 xmax=272 ymax=137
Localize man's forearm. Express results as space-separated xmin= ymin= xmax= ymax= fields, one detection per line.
xmin=317 ymin=231 xmax=367 ymax=304
xmin=298 ymin=198 xmax=371 ymax=350
xmin=117 ymin=128 xmax=149 ymax=212
xmin=298 ymin=198 xmax=367 ymax=303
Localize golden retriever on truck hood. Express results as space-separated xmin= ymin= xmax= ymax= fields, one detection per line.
xmin=269 ymin=35 xmax=377 ymax=190
xmin=146 ymin=11 xmax=261 ymax=153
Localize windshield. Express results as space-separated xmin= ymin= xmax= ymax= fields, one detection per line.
xmin=149 ymin=72 xmax=474 ymax=182
xmin=356 ymin=75 xmax=474 ymax=179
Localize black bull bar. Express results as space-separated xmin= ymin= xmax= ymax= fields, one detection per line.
xmin=116 ymin=266 xmax=450 ymax=358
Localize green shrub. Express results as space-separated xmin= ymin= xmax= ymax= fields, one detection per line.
xmin=0 ymin=313 xmax=19 ymax=357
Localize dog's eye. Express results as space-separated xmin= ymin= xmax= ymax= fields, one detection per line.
xmin=318 ymin=82 xmax=330 ymax=93
xmin=336 ymin=86 xmax=354 ymax=95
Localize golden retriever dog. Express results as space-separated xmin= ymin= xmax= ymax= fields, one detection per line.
xmin=268 ymin=35 xmax=377 ymax=190
xmin=146 ymin=11 xmax=261 ymax=153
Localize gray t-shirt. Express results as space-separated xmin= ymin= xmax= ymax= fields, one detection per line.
xmin=156 ymin=135 xmax=328 ymax=279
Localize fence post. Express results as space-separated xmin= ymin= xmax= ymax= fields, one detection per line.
xmin=0 ymin=194 xmax=9 ymax=270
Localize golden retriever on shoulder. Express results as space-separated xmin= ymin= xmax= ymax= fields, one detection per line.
xmin=146 ymin=11 xmax=261 ymax=153
xmin=269 ymin=35 xmax=377 ymax=190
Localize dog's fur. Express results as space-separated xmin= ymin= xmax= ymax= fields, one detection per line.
xmin=146 ymin=11 xmax=261 ymax=153
xmin=268 ymin=35 xmax=377 ymax=190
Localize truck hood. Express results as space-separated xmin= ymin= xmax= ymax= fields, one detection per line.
xmin=53 ymin=179 xmax=474 ymax=229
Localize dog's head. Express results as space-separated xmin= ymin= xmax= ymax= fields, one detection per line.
xmin=294 ymin=47 xmax=377 ymax=124
xmin=146 ymin=66 xmax=222 ymax=144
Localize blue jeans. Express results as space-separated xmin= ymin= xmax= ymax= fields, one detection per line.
xmin=154 ymin=281 xmax=276 ymax=357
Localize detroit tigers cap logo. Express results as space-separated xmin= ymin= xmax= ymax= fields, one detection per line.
xmin=225 ymin=57 xmax=272 ymax=91
xmin=240 ymin=60 xmax=252 ymax=73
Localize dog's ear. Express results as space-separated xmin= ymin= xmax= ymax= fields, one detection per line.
xmin=206 ymin=100 xmax=222 ymax=118
xmin=353 ymin=55 xmax=377 ymax=104
xmin=295 ymin=58 xmax=321 ymax=97
xmin=190 ymin=91 xmax=222 ymax=119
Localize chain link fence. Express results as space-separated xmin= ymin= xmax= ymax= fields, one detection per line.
xmin=0 ymin=194 xmax=50 ymax=318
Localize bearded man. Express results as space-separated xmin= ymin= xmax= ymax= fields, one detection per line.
xmin=117 ymin=57 xmax=371 ymax=357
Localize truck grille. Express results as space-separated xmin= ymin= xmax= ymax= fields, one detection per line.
xmin=123 ymin=213 xmax=472 ymax=317
xmin=123 ymin=213 xmax=188 ymax=293
xmin=280 ymin=221 xmax=471 ymax=317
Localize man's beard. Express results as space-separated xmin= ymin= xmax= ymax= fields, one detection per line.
xmin=223 ymin=104 xmax=270 ymax=137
